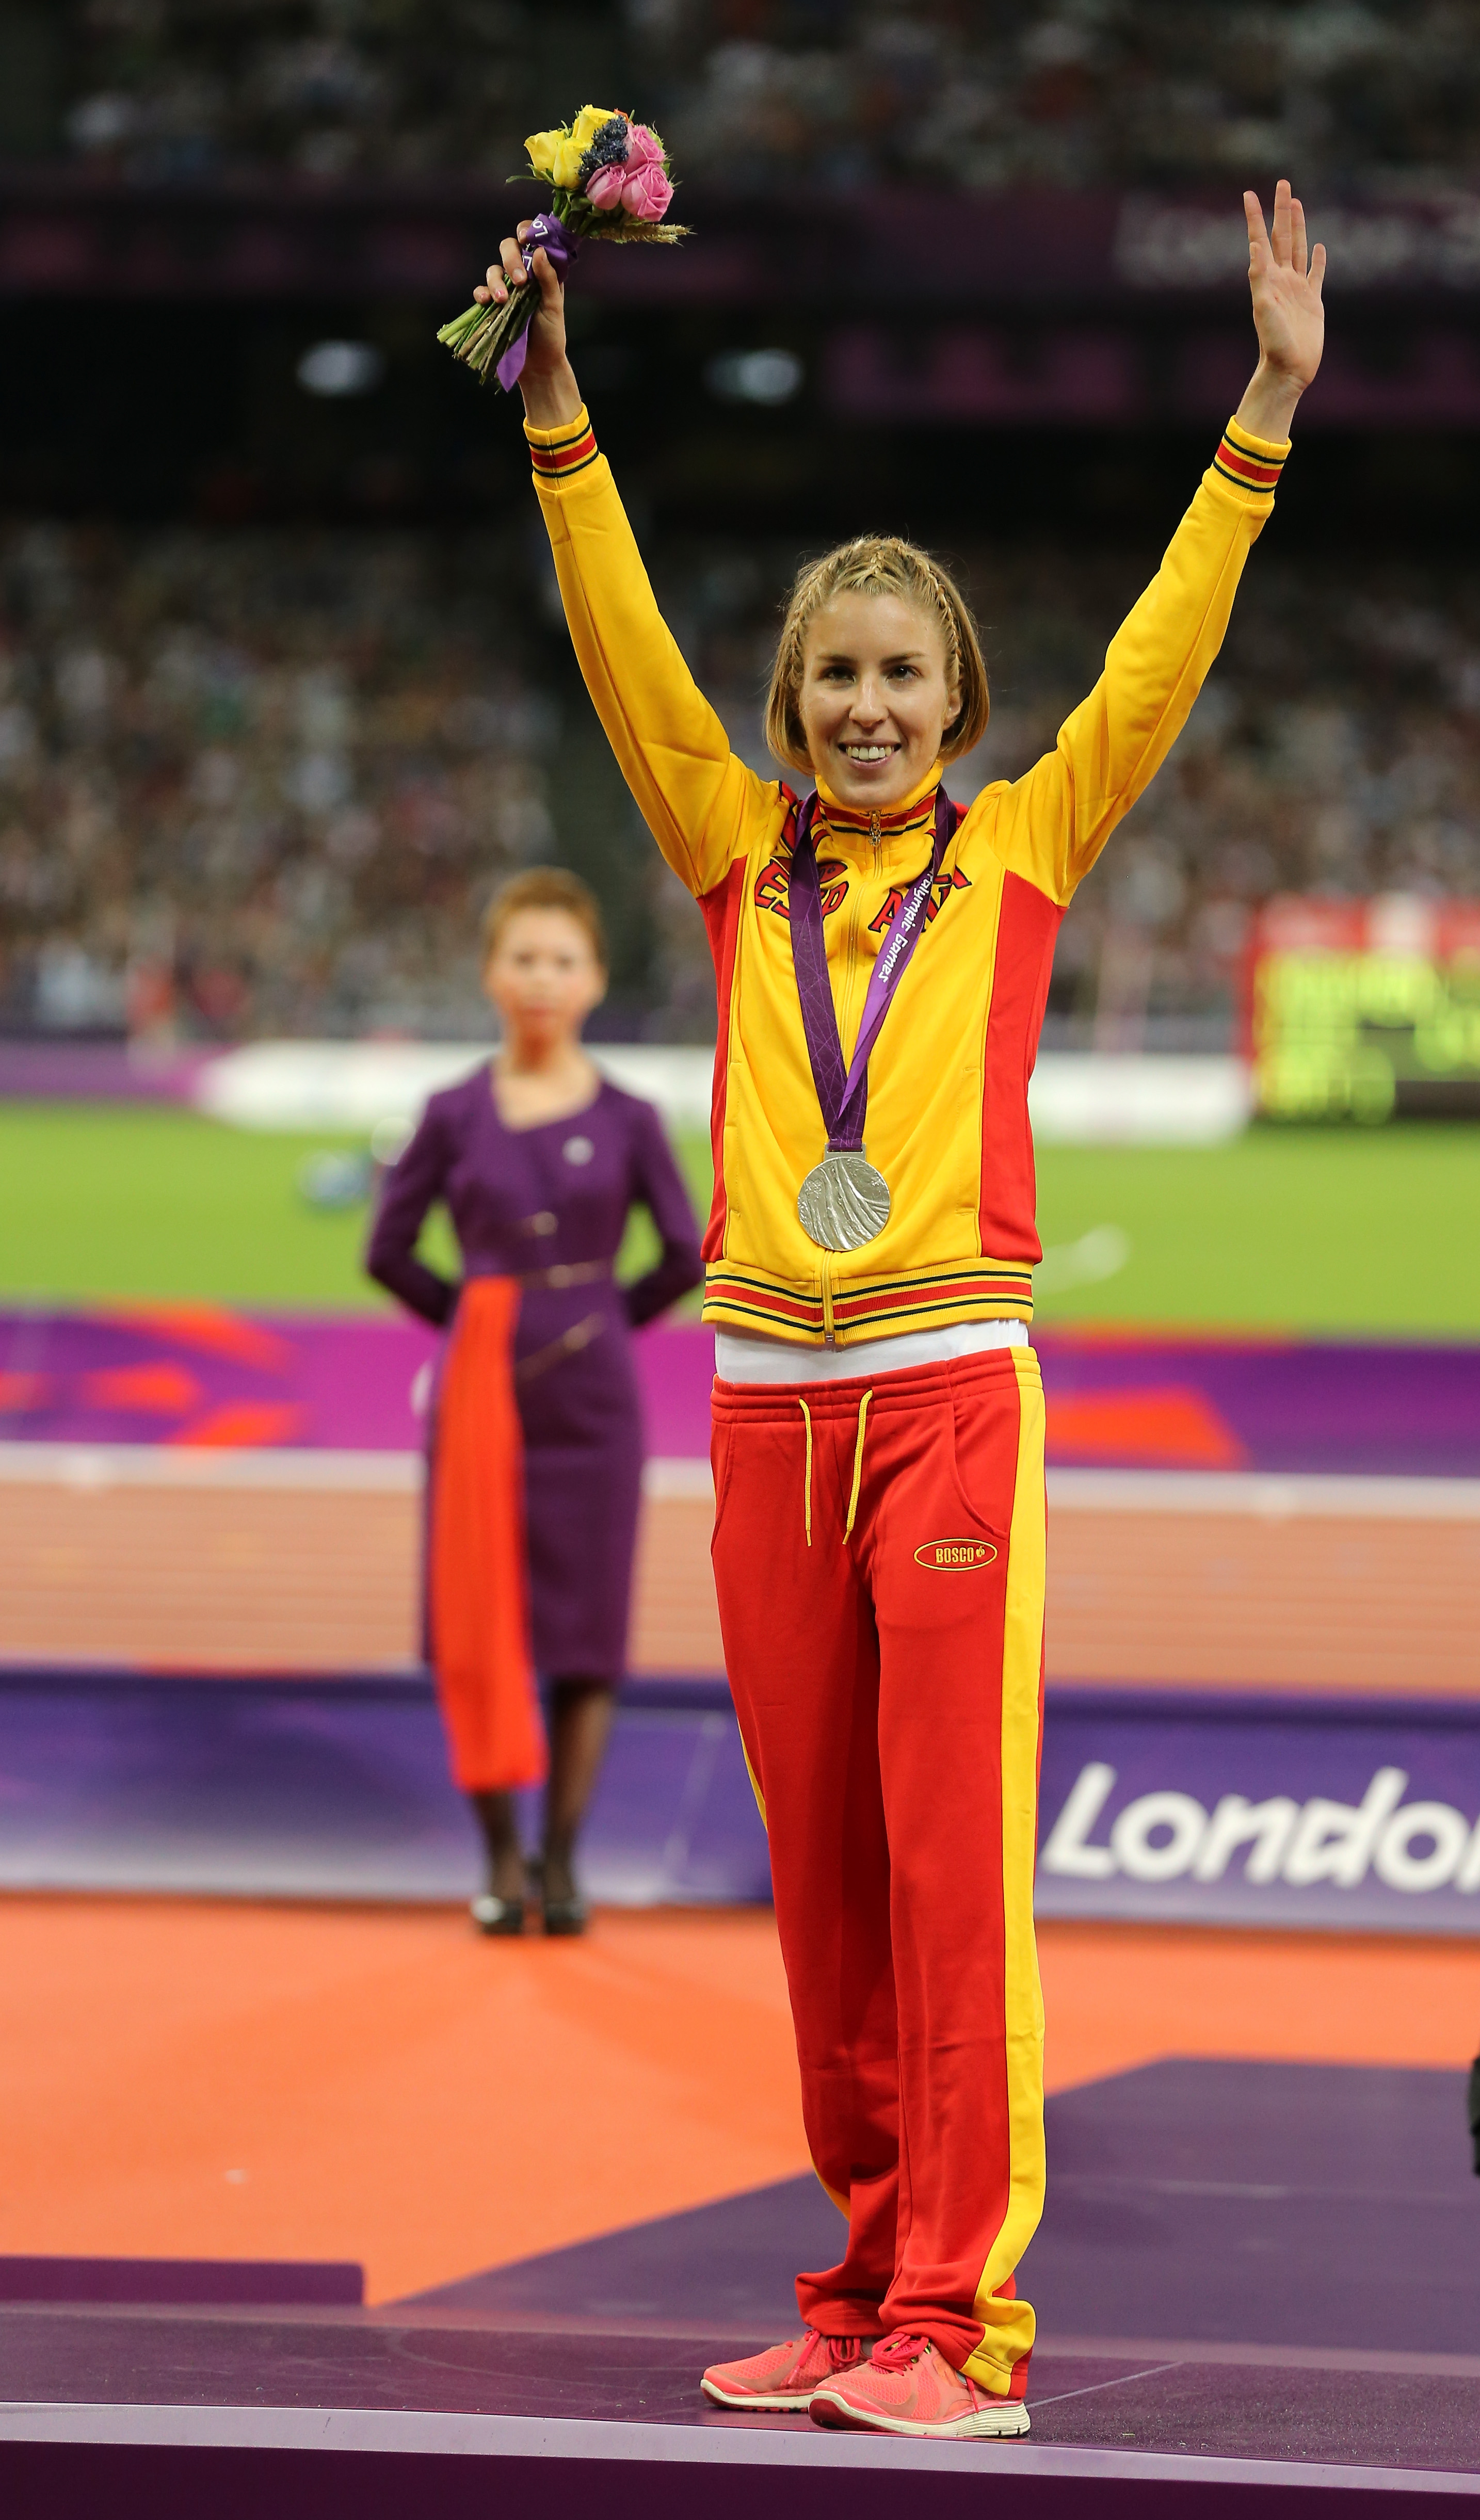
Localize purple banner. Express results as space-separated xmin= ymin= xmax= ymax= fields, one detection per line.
xmin=1032 ymin=1331 xmax=1480 ymax=1479
xmin=0 ymin=1041 xmax=206 ymax=1102
xmin=5 ymin=1310 xmax=1480 ymax=1475
xmin=3 ymin=1665 xmax=1475 ymax=1926
xmin=7 ymin=180 xmax=1480 ymax=312
xmin=0 ymin=1675 xmax=770 ymax=1907
xmin=0 ymin=1306 xmax=438 ymax=1452
xmin=1039 ymin=1691 xmax=1480 ymax=1934
xmin=825 ymin=321 xmax=1480 ymax=429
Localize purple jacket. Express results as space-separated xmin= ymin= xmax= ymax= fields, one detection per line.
xmin=365 ymin=1063 xmax=703 ymax=1336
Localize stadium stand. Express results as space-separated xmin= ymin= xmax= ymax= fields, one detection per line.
xmin=25 ymin=2 xmax=1480 ymax=195
xmin=3 ymin=516 xmax=1479 ymax=1045
xmin=1 ymin=2 xmax=1478 ymax=1046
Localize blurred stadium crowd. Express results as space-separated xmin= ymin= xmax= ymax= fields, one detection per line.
xmin=0 ymin=521 xmax=559 ymax=1040
xmin=3 ymin=3 xmax=1478 ymax=1047
xmin=26 ymin=0 xmax=1480 ymax=196
xmin=4 ymin=515 xmax=1479 ymax=1046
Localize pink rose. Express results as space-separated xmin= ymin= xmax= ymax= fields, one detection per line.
xmin=624 ymin=123 xmax=664 ymax=170
xmin=621 ymin=158 xmax=673 ymax=220
xmin=584 ymin=159 xmax=626 ymax=211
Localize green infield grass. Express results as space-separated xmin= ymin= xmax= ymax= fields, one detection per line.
xmin=2 ymin=1100 xmax=1477 ymax=1336
xmin=0 ymin=1104 xmax=393 ymax=1309
xmin=1032 ymin=1125 xmax=1480 ymax=1336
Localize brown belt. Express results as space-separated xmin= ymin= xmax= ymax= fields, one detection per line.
xmin=517 ymin=1261 xmax=611 ymax=1291
xmin=514 ymin=1313 xmax=606 ymax=1385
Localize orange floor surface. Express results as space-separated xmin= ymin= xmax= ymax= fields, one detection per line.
xmin=2 ymin=1897 xmax=1476 ymax=2305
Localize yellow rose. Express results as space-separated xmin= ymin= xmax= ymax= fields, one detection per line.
xmin=570 ymin=104 xmax=618 ymax=151
xmin=524 ymin=126 xmax=564 ymax=178
xmin=551 ymin=135 xmax=586 ymax=189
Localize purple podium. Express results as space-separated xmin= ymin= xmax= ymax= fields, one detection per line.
xmin=3 ymin=2060 xmax=1479 ymax=2514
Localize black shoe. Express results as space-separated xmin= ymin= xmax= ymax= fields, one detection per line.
xmin=470 ymin=1893 xmax=525 ymax=1936
xmin=542 ymin=1895 xmax=589 ymax=1937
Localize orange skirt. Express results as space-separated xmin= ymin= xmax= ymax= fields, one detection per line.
xmin=427 ymin=1276 xmax=548 ymax=1792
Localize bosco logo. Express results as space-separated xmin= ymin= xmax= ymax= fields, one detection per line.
xmin=913 ymin=1538 xmax=998 ymax=1570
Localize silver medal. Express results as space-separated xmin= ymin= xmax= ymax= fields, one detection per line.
xmin=796 ymin=1151 xmax=892 ymax=1253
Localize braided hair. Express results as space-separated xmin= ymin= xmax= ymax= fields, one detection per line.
xmin=763 ymin=536 xmax=989 ymax=777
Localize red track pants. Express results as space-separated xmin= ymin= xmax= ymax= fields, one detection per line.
xmin=710 ymin=1345 xmax=1046 ymax=2397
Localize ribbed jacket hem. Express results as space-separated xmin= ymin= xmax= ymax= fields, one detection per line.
xmin=702 ymin=1256 xmax=1037 ymax=1345
xmin=1204 ymin=413 xmax=1291 ymax=514
xmin=525 ymin=403 xmax=599 ymax=482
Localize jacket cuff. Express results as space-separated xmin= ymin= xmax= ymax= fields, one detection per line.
xmin=1210 ymin=416 xmax=1291 ymax=507
xmin=525 ymin=405 xmax=599 ymax=486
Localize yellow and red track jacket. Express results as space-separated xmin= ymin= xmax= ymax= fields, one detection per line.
xmin=529 ymin=409 xmax=1286 ymax=1348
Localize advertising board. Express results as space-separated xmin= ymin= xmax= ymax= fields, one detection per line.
xmin=1039 ymin=1689 xmax=1480 ymax=1933
xmin=1249 ymin=895 xmax=1480 ymax=1120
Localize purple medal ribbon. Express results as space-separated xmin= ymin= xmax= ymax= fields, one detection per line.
xmin=789 ymin=789 xmax=956 ymax=1155
xmin=495 ymin=213 xmax=582 ymax=393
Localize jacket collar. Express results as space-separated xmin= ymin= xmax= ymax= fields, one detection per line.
xmin=811 ymin=758 xmax=943 ymax=834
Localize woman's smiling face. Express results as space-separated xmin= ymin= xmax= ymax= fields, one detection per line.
xmin=797 ymin=592 xmax=959 ymax=812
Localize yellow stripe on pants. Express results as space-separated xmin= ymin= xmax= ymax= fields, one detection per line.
xmin=963 ymin=1344 xmax=1047 ymax=2393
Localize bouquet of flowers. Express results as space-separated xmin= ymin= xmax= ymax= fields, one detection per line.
xmin=438 ymin=106 xmax=688 ymax=392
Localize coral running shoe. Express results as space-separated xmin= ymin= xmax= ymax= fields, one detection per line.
xmin=701 ymin=2329 xmax=872 ymax=2412
xmin=810 ymin=2333 xmax=1031 ymax=2438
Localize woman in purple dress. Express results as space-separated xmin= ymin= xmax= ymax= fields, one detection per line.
xmin=367 ymin=867 xmax=702 ymax=1935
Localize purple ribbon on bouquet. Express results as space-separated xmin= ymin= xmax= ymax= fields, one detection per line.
xmin=495 ymin=213 xmax=582 ymax=393
xmin=788 ymin=789 xmax=956 ymax=1154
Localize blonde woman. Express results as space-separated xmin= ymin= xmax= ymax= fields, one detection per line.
xmin=473 ymin=183 xmax=1325 ymax=2431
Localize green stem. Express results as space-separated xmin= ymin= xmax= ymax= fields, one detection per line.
xmin=436 ymin=286 xmax=537 ymax=387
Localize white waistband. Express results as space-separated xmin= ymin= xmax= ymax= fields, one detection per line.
xmin=713 ymin=1317 xmax=1028 ymax=1386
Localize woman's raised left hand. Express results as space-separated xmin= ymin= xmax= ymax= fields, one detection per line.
xmin=1235 ymin=179 xmax=1326 ymax=441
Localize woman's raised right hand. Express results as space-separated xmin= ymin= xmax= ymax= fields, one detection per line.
xmin=475 ymin=227 xmax=581 ymax=425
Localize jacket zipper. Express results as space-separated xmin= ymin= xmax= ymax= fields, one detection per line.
xmin=821 ymin=1255 xmax=836 ymax=1348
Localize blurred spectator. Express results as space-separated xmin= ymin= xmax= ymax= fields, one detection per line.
xmin=0 ymin=518 xmax=566 ymax=1039
xmin=38 ymin=2 xmax=1480 ymax=197
xmin=3 ymin=513 xmax=1479 ymax=1045
xmin=963 ymin=541 xmax=1480 ymax=1046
